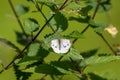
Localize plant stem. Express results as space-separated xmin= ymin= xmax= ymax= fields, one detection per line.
xmin=56 ymin=0 xmax=102 ymax=78
xmin=73 ymin=0 xmax=102 ymax=44
xmin=0 ymin=13 xmax=55 ymax=74
xmin=34 ymin=0 xmax=55 ymax=33
xmin=98 ymin=34 xmax=117 ymax=55
xmin=59 ymin=0 xmax=68 ymax=10
xmin=69 ymin=57 xmax=88 ymax=80
xmin=8 ymin=0 xmax=28 ymax=38
xmin=0 ymin=0 xmax=69 ymax=75
xmin=39 ymin=0 xmax=69 ymax=79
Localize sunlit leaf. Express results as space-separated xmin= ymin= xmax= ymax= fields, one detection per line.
xmin=64 ymin=30 xmax=83 ymax=39
xmin=66 ymin=48 xmax=83 ymax=60
xmin=38 ymin=0 xmax=58 ymax=12
xmin=68 ymin=2 xmax=80 ymax=10
xmin=89 ymin=19 xmax=108 ymax=33
xmin=16 ymin=3 xmax=29 ymax=16
xmin=27 ymin=43 xmax=40 ymax=57
xmin=23 ymin=18 xmax=39 ymax=32
xmin=50 ymin=12 xmax=68 ymax=32
xmin=93 ymin=23 xmax=107 ymax=33
xmin=18 ymin=45 xmax=49 ymax=63
xmin=85 ymin=55 xmax=120 ymax=66
xmin=43 ymin=33 xmax=63 ymax=44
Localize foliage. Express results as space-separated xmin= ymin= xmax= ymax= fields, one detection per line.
xmin=0 ymin=0 xmax=119 ymax=80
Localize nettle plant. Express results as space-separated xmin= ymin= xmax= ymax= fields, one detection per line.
xmin=0 ymin=0 xmax=120 ymax=80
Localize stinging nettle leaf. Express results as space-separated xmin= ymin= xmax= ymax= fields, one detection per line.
xmin=43 ymin=33 xmax=63 ymax=43
xmin=38 ymin=0 xmax=58 ymax=12
xmin=13 ymin=64 xmax=32 ymax=80
xmin=67 ymin=48 xmax=83 ymax=60
xmin=23 ymin=18 xmax=39 ymax=32
xmin=68 ymin=2 xmax=81 ymax=10
xmin=85 ymin=55 xmax=120 ymax=66
xmin=50 ymin=12 xmax=68 ymax=32
xmin=64 ymin=30 xmax=83 ymax=39
xmin=78 ymin=5 xmax=93 ymax=16
xmin=16 ymin=3 xmax=29 ymax=16
xmin=89 ymin=19 xmax=108 ymax=33
xmin=35 ymin=64 xmax=63 ymax=75
xmin=88 ymin=72 xmax=107 ymax=80
xmin=27 ymin=43 xmax=40 ymax=57
xmin=85 ymin=0 xmax=112 ymax=13
xmin=99 ymin=0 xmax=112 ymax=12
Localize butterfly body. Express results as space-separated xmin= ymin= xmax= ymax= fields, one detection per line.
xmin=51 ymin=39 xmax=72 ymax=54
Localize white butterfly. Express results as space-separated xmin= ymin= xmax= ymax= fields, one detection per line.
xmin=51 ymin=39 xmax=72 ymax=54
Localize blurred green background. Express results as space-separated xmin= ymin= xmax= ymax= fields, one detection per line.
xmin=0 ymin=0 xmax=120 ymax=80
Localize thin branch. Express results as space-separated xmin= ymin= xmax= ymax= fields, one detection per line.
xmin=69 ymin=57 xmax=82 ymax=74
xmin=69 ymin=57 xmax=88 ymax=80
xmin=39 ymin=0 xmax=69 ymax=79
xmin=0 ymin=13 xmax=55 ymax=74
xmin=73 ymin=0 xmax=102 ymax=44
xmin=98 ymin=34 xmax=117 ymax=55
xmin=8 ymin=0 xmax=28 ymax=38
xmin=34 ymin=0 xmax=55 ymax=33
xmin=59 ymin=0 xmax=68 ymax=10
xmin=55 ymin=0 xmax=102 ymax=78
xmin=0 ymin=0 xmax=69 ymax=75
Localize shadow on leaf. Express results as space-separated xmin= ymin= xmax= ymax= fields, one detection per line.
xmin=13 ymin=64 xmax=32 ymax=80
xmin=35 ymin=64 xmax=64 ymax=75
xmin=80 ymin=48 xmax=98 ymax=58
xmin=88 ymin=72 xmax=107 ymax=80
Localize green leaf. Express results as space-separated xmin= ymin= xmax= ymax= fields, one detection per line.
xmin=78 ymin=5 xmax=93 ymax=16
xmin=35 ymin=64 xmax=64 ymax=75
xmin=16 ymin=3 xmax=29 ymax=16
xmin=89 ymin=19 xmax=108 ymax=33
xmin=80 ymin=48 xmax=98 ymax=58
xmin=35 ymin=60 xmax=77 ymax=75
xmin=23 ymin=18 xmax=39 ymax=32
xmin=88 ymin=72 xmax=107 ymax=80
xmin=67 ymin=48 xmax=83 ymax=60
xmin=50 ymin=12 xmax=68 ymax=32
xmin=85 ymin=55 xmax=120 ymax=66
xmin=18 ymin=44 xmax=49 ymax=63
xmin=99 ymin=0 xmax=112 ymax=12
xmin=68 ymin=2 xmax=80 ymax=10
xmin=64 ymin=30 xmax=83 ymax=39
xmin=27 ymin=43 xmax=40 ymax=57
xmin=15 ymin=31 xmax=32 ymax=45
xmin=14 ymin=64 xmax=32 ymax=80
xmin=38 ymin=0 xmax=58 ymax=12
xmin=50 ymin=60 xmax=75 ymax=71
xmin=69 ymin=16 xmax=90 ymax=23
xmin=43 ymin=33 xmax=63 ymax=44
xmin=85 ymin=0 xmax=112 ymax=12
xmin=94 ymin=22 xmax=108 ymax=33
xmin=0 ymin=38 xmax=20 ymax=66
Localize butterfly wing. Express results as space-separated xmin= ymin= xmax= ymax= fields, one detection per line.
xmin=51 ymin=39 xmax=61 ymax=53
xmin=51 ymin=39 xmax=72 ymax=54
xmin=60 ymin=39 xmax=72 ymax=53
